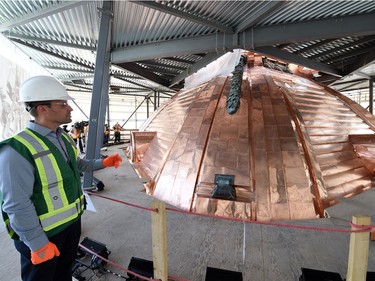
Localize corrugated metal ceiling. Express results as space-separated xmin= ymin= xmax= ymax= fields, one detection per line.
xmin=0 ymin=0 xmax=374 ymax=97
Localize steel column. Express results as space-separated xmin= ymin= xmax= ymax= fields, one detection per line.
xmin=83 ymin=1 xmax=113 ymax=188
xmin=154 ymin=91 xmax=157 ymax=111
xmin=146 ymin=97 xmax=150 ymax=118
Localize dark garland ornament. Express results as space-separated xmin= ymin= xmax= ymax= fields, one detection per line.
xmin=226 ymin=55 xmax=247 ymax=115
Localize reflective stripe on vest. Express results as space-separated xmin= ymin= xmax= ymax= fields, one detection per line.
xmin=62 ymin=132 xmax=78 ymax=159
xmin=4 ymin=217 xmax=15 ymax=237
xmin=13 ymin=129 xmax=81 ymax=232
xmin=39 ymin=195 xmax=85 ymax=231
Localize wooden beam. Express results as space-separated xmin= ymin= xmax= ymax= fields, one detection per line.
xmin=151 ymin=201 xmax=168 ymax=281
xmin=346 ymin=215 xmax=371 ymax=281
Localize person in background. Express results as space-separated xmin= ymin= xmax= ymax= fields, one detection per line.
xmin=103 ymin=124 xmax=110 ymax=146
xmin=0 ymin=75 xmax=122 ymax=281
xmin=71 ymin=122 xmax=84 ymax=154
xmin=62 ymin=124 xmax=69 ymax=133
xmin=82 ymin=121 xmax=89 ymax=148
xmin=113 ymin=122 xmax=122 ymax=144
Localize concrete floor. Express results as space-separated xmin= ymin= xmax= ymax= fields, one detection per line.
xmin=1 ymin=144 xmax=375 ymax=281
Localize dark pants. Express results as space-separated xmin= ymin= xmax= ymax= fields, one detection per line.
xmin=73 ymin=137 xmax=84 ymax=153
xmin=14 ymin=218 xmax=81 ymax=281
xmin=114 ymin=131 xmax=121 ymax=143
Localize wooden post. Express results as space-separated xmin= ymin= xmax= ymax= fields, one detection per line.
xmin=151 ymin=201 xmax=168 ymax=281
xmin=346 ymin=215 xmax=371 ymax=281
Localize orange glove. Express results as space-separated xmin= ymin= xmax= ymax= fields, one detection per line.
xmin=102 ymin=153 xmax=122 ymax=168
xmin=31 ymin=242 xmax=60 ymax=265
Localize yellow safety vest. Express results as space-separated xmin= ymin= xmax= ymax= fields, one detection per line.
xmin=0 ymin=128 xmax=85 ymax=239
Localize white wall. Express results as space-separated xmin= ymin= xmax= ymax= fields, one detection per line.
xmin=0 ymin=34 xmax=49 ymax=141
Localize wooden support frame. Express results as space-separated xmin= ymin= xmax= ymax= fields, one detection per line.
xmin=346 ymin=215 xmax=371 ymax=281
xmin=151 ymin=201 xmax=168 ymax=281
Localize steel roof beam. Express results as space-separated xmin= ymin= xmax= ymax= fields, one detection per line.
xmin=112 ymin=90 xmax=173 ymax=97
xmin=10 ymin=38 xmax=95 ymax=70
xmin=330 ymin=78 xmax=367 ymax=86
xmin=308 ymin=36 xmax=375 ymax=60
xmin=4 ymin=32 xmax=96 ymax=51
xmin=235 ymin=1 xmax=286 ymax=33
xmin=140 ymin=60 xmax=187 ymax=71
xmin=254 ymin=46 xmax=341 ymax=77
xmin=110 ymin=71 xmax=145 ymax=79
xmin=60 ymin=75 xmax=95 ymax=81
xmin=339 ymin=86 xmax=372 ymax=93
xmin=354 ymin=71 xmax=372 ymax=80
xmin=112 ymin=12 xmax=375 ymax=63
xmin=131 ymin=1 xmax=234 ymax=33
xmin=252 ymin=13 xmax=375 ymax=46
xmin=64 ymin=84 xmax=92 ymax=91
xmin=112 ymin=34 xmax=231 ymax=62
xmin=116 ymin=62 xmax=170 ymax=87
xmin=329 ymin=46 xmax=375 ymax=66
xmin=334 ymin=80 xmax=367 ymax=91
xmin=298 ymin=39 xmax=338 ymax=54
xmin=44 ymin=66 xmax=94 ymax=73
xmin=113 ymin=75 xmax=158 ymax=91
xmin=0 ymin=1 xmax=84 ymax=32
xmin=162 ymin=57 xmax=196 ymax=64
xmin=344 ymin=48 xmax=375 ymax=75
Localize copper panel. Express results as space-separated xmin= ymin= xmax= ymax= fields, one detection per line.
xmin=289 ymin=202 xmax=318 ymax=220
xmin=309 ymin=135 xmax=349 ymax=145
xmin=282 ymin=151 xmax=304 ymax=167
xmin=350 ymin=135 xmax=375 ymax=144
xmin=192 ymin=196 xmax=252 ymax=219
xmin=302 ymin=114 xmax=363 ymax=123
xmin=263 ymin=114 xmax=277 ymax=125
xmin=219 ymin=125 xmax=239 ymax=140
xmin=320 ymin=158 xmax=364 ymax=175
xmin=153 ymin=79 xmax=227 ymax=210
xmin=268 ymin=165 xmax=287 ymax=204
xmin=278 ymin=125 xmax=297 ymax=138
xmin=265 ymin=138 xmax=281 ymax=153
xmin=280 ymin=138 xmax=300 ymax=151
xmin=324 ymin=166 xmax=370 ymax=188
xmin=299 ymin=108 xmax=356 ymax=117
xmin=129 ymin=56 xmax=375 ymax=221
xmin=304 ymin=121 xmax=369 ymax=129
xmin=293 ymin=96 xmax=343 ymax=106
xmin=314 ymin=142 xmax=355 ymax=155
xmin=350 ymin=136 xmax=375 ymax=174
xmin=316 ymin=150 xmax=357 ymax=165
xmin=264 ymin=125 xmax=279 ymax=139
xmin=295 ymin=101 xmax=350 ymax=111
xmin=276 ymin=115 xmax=293 ymax=126
xmin=130 ymin=131 xmax=157 ymax=162
xmin=279 ymin=83 xmax=328 ymax=214
xmin=340 ymin=178 xmax=373 ymax=194
xmin=199 ymin=78 xmax=251 ymax=190
xmin=272 ymin=203 xmax=291 ymax=220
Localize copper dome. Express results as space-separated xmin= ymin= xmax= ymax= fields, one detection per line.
xmin=128 ymin=53 xmax=375 ymax=221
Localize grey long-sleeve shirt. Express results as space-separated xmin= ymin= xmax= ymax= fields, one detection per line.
xmin=0 ymin=121 xmax=104 ymax=251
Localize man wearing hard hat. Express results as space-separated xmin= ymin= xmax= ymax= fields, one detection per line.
xmin=0 ymin=76 xmax=122 ymax=281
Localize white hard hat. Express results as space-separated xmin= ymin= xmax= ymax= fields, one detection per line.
xmin=19 ymin=75 xmax=74 ymax=102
